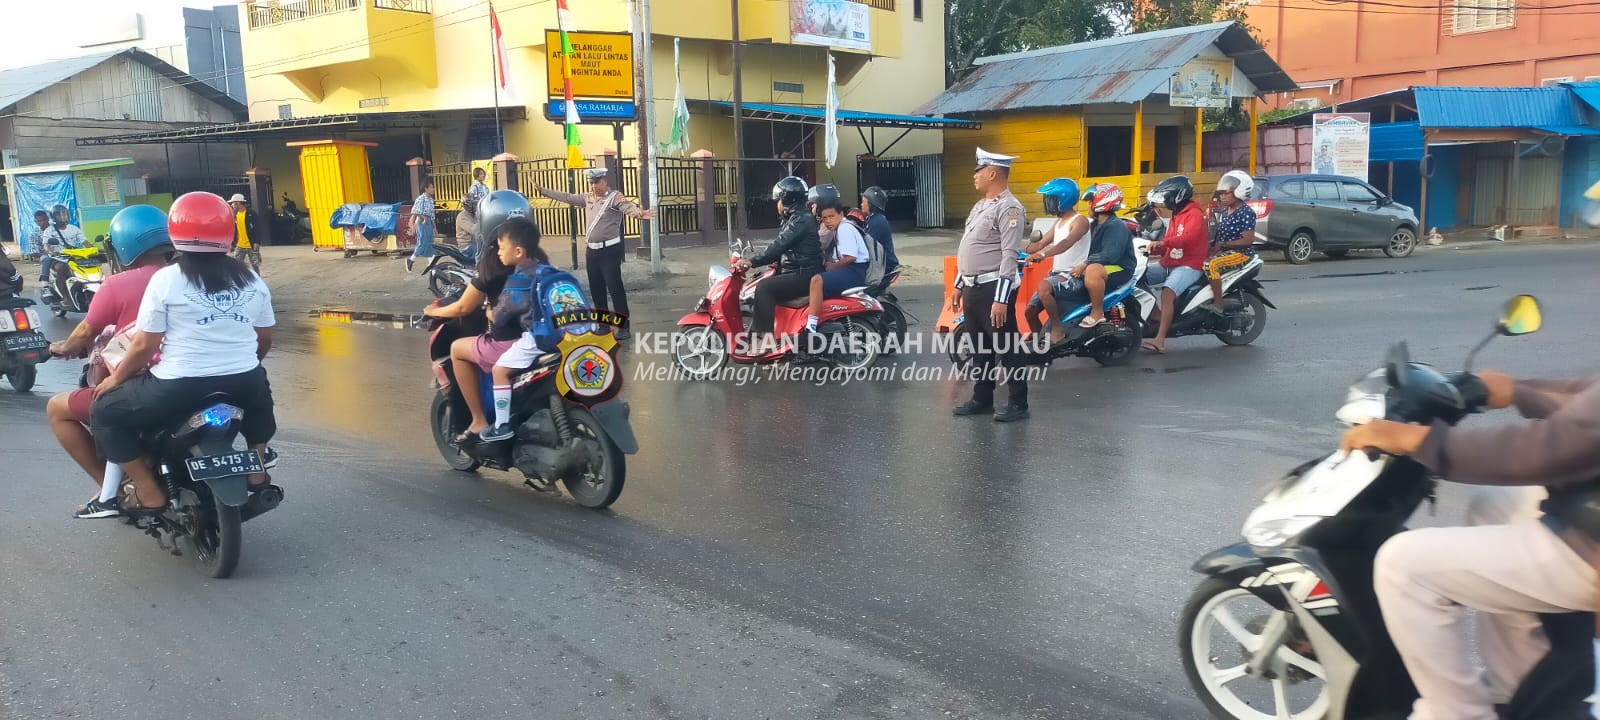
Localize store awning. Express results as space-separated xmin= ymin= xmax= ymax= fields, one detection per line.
xmin=76 ymin=107 xmax=526 ymax=146
xmin=1534 ymin=125 xmax=1600 ymax=136
xmin=691 ymin=100 xmax=981 ymax=130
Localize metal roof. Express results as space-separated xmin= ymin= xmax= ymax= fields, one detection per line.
xmin=0 ymin=157 xmax=134 ymax=176
xmin=1562 ymin=80 xmax=1600 ymax=115
xmin=917 ymin=21 xmax=1296 ymax=116
xmin=0 ymin=48 xmax=244 ymax=117
xmin=692 ymin=100 xmax=981 ymax=130
xmin=1413 ymin=86 xmax=1589 ymax=129
xmin=77 ymin=107 xmax=525 ymax=145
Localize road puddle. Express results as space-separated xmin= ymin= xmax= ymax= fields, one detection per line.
xmin=307 ymin=309 xmax=429 ymax=331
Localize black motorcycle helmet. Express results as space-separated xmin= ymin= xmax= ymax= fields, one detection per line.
xmin=1150 ymin=176 xmax=1195 ymax=211
xmin=771 ymin=176 xmax=809 ymax=211
xmin=860 ymin=186 xmax=888 ymax=214
xmin=476 ymin=189 xmax=533 ymax=244
xmin=807 ymin=183 xmax=843 ymax=213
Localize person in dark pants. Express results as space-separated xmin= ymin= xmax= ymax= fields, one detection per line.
xmin=733 ymin=176 xmax=823 ymax=354
xmin=953 ymin=148 xmax=1029 ymax=422
xmin=533 ymin=168 xmax=654 ymax=339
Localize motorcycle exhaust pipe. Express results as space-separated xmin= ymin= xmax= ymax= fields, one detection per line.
xmin=240 ymin=485 xmax=284 ymax=522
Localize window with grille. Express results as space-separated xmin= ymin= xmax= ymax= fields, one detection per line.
xmin=1449 ymin=0 xmax=1514 ymax=34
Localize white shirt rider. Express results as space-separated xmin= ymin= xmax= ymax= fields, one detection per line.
xmin=135 ymin=265 xmax=276 ymax=380
xmin=830 ymin=221 xmax=871 ymax=265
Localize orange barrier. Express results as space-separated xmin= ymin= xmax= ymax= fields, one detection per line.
xmin=936 ymin=255 xmax=1052 ymax=332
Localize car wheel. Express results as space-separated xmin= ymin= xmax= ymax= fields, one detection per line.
xmin=1284 ymin=232 xmax=1314 ymax=265
xmin=1384 ymin=227 xmax=1416 ymax=258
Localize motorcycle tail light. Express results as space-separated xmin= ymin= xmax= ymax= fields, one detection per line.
xmin=11 ymin=309 xmax=29 ymax=331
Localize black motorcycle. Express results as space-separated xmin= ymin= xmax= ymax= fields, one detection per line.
xmin=128 ymin=398 xmax=284 ymax=579
xmin=275 ymin=194 xmax=313 ymax=245
xmin=426 ymin=310 xmax=636 ymax=509
xmin=1180 ymin=295 xmax=1591 ymax=720
xmin=422 ymin=243 xmax=478 ymax=300
xmin=0 ymin=294 xmax=47 ymax=392
xmin=864 ymin=267 xmax=913 ymax=353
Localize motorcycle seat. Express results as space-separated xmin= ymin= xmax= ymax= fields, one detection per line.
xmin=778 ymin=297 xmax=809 ymax=309
xmin=841 ymin=287 xmax=869 ymax=298
xmin=0 ymin=295 xmax=35 ymax=309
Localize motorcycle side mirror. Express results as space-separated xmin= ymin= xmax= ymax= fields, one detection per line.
xmin=1029 ymin=229 xmax=1044 ymax=243
xmin=1464 ymin=295 xmax=1542 ymax=372
xmin=1385 ymin=341 xmax=1411 ymax=388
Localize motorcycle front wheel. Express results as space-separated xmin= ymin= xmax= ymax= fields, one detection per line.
xmin=562 ymin=406 xmax=625 ymax=509
xmin=428 ymin=262 xmax=473 ymax=299
xmin=430 ymin=392 xmax=481 ymax=472
xmin=1180 ymin=577 xmax=1329 ymax=720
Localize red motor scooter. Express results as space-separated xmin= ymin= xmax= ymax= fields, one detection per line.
xmin=671 ymin=241 xmax=883 ymax=379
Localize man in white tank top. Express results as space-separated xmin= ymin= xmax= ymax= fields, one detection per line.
xmin=1022 ymin=178 xmax=1091 ymax=338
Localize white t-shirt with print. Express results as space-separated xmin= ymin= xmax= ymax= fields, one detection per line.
xmin=136 ymin=265 xmax=276 ymax=380
xmin=830 ymin=222 xmax=871 ymax=265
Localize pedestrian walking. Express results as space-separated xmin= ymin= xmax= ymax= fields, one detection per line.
xmin=457 ymin=167 xmax=490 ymax=255
xmin=533 ymin=167 xmax=655 ymax=339
xmin=406 ymin=180 xmax=437 ymax=273
xmin=228 ymin=194 xmax=262 ymax=273
xmin=952 ymin=148 xmax=1030 ymax=422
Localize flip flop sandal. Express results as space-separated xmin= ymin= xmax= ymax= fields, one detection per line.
xmin=1141 ymin=342 xmax=1167 ymax=355
xmin=117 ymin=481 xmax=168 ymax=516
xmin=1079 ymin=316 xmax=1108 ymax=329
xmin=455 ymin=430 xmax=485 ymax=445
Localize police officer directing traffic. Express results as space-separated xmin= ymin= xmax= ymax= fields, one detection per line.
xmin=533 ymin=168 xmax=655 ymax=340
xmin=953 ymin=148 xmax=1029 ymax=422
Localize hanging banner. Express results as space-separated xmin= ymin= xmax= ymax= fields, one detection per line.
xmin=790 ymin=0 xmax=871 ymax=53
xmin=1312 ymin=113 xmax=1372 ymax=179
xmin=545 ymin=29 xmax=635 ymax=100
xmin=1169 ymin=56 xmax=1235 ymax=108
xmin=11 ymin=172 xmax=78 ymax=256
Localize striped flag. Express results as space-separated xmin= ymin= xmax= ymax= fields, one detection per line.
xmin=824 ymin=52 xmax=839 ymax=169
xmin=660 ymin=37 xmax=690 ymax=156
xmin=489 ymin=2 xmax=509 ymax=90
xmin=556 ymin=0 xmax=583 ymax=168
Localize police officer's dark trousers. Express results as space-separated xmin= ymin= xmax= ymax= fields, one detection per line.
xmin=586 ymin=243 xmax=628 ymax=321
xmin=962 ymin=280 xmax=1028 ymax=408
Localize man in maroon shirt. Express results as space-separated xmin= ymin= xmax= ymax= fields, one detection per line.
xmin=1142 ymin=176 xmax=1208 ymax=354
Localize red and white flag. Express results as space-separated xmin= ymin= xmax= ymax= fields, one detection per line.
xmin=489 ymin=2 xmax=510 ymax=91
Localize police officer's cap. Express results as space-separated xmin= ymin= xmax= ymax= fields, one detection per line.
xmin=975 ymin=147 xmax=1017 ymax=171
xmin=585 ymin=168 xmax=610 ymax=183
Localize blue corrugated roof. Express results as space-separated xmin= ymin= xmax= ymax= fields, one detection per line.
xmin=1370 ymin=121 xmax=1424 ymax=162
xmin=1564 ymin=80 xmax=1600 ymax=115
xmin=1414 ymin=86 xmax=1589 ymax=129
xmin=917 ymin=21 xmax=1296 ymax=116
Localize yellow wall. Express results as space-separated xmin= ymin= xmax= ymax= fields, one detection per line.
xmin=241 ymin=0 xmax=940 ymax=199
xmin=943 ymin=108 xmax=1086 ymax=221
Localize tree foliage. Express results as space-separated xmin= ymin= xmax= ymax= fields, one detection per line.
xmin=945 ymin=0 xmax=1118 ymax=86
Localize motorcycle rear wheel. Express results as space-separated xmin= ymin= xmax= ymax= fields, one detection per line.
xmin=830 ymin=317 xmax=881 ymax=371
xmin=187 ymin=492 xmax=243 ymax=579
xmin=1215 ymin=293 xmax=1268 ymax=347
xmin=430 ymin=392 xmax=482 ymax=472
xmin=6 ymin=364 xmax=37 ymax=392
xmin=1090 ymin=299 xmax=1143 ymax=367
xmin=561 ymin=406 xmax=625 ymax=509
xmin=878 ymin=302 xmax=908 ymax=355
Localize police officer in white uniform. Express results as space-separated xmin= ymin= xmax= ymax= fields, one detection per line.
xmin=953 ymin=148 xmax=1030 ymax=422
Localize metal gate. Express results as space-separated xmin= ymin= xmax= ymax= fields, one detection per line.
xmin=914 ymin=153 xmax=944 ymax=228
xmin=1472 ymin=154 xmax=1560 ymax=227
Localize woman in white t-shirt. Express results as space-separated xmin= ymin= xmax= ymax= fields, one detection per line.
xmin=90 ymin=192 xmax=277 ymax=514
xmin=1022 ymin=178 xmax=1091 ymax=339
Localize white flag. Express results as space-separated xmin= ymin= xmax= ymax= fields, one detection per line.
xmin=825 ymin=52 xmax=839 ymax=169
xmin=661 ymin=38 xmax=691 ymax=156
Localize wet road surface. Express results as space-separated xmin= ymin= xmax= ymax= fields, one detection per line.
xmin=3 ymin=245 xmax=1598 ymax=719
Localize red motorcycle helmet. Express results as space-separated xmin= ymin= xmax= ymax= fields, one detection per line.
xmin=167 ymin=192 xmax=235 ymax=253
xmin=1087 ymin=183 xmax=1125 ymax=215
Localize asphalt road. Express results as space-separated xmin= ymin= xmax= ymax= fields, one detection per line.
xmin=3 ymin=244 xmax=1597 ymax=720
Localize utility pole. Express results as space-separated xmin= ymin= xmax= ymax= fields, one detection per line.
xmin=730 ymin=0 xmax=746 ymax=232
xmin=638 ymin=0 xmax=661 ymax=270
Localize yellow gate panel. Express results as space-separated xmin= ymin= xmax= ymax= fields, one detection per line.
xmin=289 ymin=140 xmax=377 ymax=251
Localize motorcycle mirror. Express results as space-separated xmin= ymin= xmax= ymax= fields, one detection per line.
xmin=1497 ymin=295 xmax=1542 ymax=337
xmin=1029 ymin=229 xmax=1044 ymax=243
xmin=1385 ymin=341 xmax=1411 ymax=388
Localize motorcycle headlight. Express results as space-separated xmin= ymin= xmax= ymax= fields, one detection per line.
xmin=1244 ymin=515 xmax=1321 ymax=548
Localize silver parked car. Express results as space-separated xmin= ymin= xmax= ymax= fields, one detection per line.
xmin=1248 ymin=174 xmax=1420 ymax=264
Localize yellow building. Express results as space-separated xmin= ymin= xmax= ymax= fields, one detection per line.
xmin=210 ymin=0 xmax=951 ymax=227
xmin=919 ymin=22 xmax=1296 ymax=225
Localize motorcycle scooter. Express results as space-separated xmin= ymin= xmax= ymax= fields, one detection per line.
xmin=672 ymin=241 xmax=883 ymax=379
xmin=1131 ymin=201 xmax=1273 ymax=348
xmin=426 ymin=308 xmax=636 ymax=509
xmin=1180 ymin=294 xmax=1593 ymax=720
xmin=0 ymin=294 xmax=47 ymax=391
xmin=40 ymin=246 xmax=106 ymax=317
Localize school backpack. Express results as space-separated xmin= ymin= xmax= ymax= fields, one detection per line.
xmin=528 ymin=264 xmax=593 ymax=352
xmin=843 ymin=212 xmax=885 ymax=290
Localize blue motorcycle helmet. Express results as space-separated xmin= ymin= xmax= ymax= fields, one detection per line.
xmin=107 ymin=204 xmax=174 ymax=267
xmin=1036 ymin=177 xmax=1080 ymax=217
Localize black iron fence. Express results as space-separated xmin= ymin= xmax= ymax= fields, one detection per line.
xmin=147 ymin=176 xmax=251 ymax=200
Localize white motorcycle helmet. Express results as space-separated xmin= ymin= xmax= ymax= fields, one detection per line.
xmin=1217 ymin=170 xmax=1255 ymax=201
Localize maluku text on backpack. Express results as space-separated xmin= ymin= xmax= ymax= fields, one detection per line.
xmin=529 ymin=265 xmax=593 ymax=351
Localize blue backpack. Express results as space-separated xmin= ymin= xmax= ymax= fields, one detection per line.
xmin=528 ymin=264 xmax=591 ymax=351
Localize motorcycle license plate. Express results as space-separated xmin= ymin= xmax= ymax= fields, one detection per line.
xmin=2 ymin=332 xmax=48 ymax=353
xmin=185 ymin=450 xmax=264 ymax=481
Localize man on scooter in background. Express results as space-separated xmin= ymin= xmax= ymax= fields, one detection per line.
xmin=733 ymin=176 xmax=823 ymax=354
xmin=1340 ymin=371 xmax=1599 ymax=720
xmin=1141 ymin=176 xmax=1207 ymax=355
xmin=859 ymin=187 xmax=899 ymax=275
xmin=1022 ymin=178 xmax=1090 ymax=341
